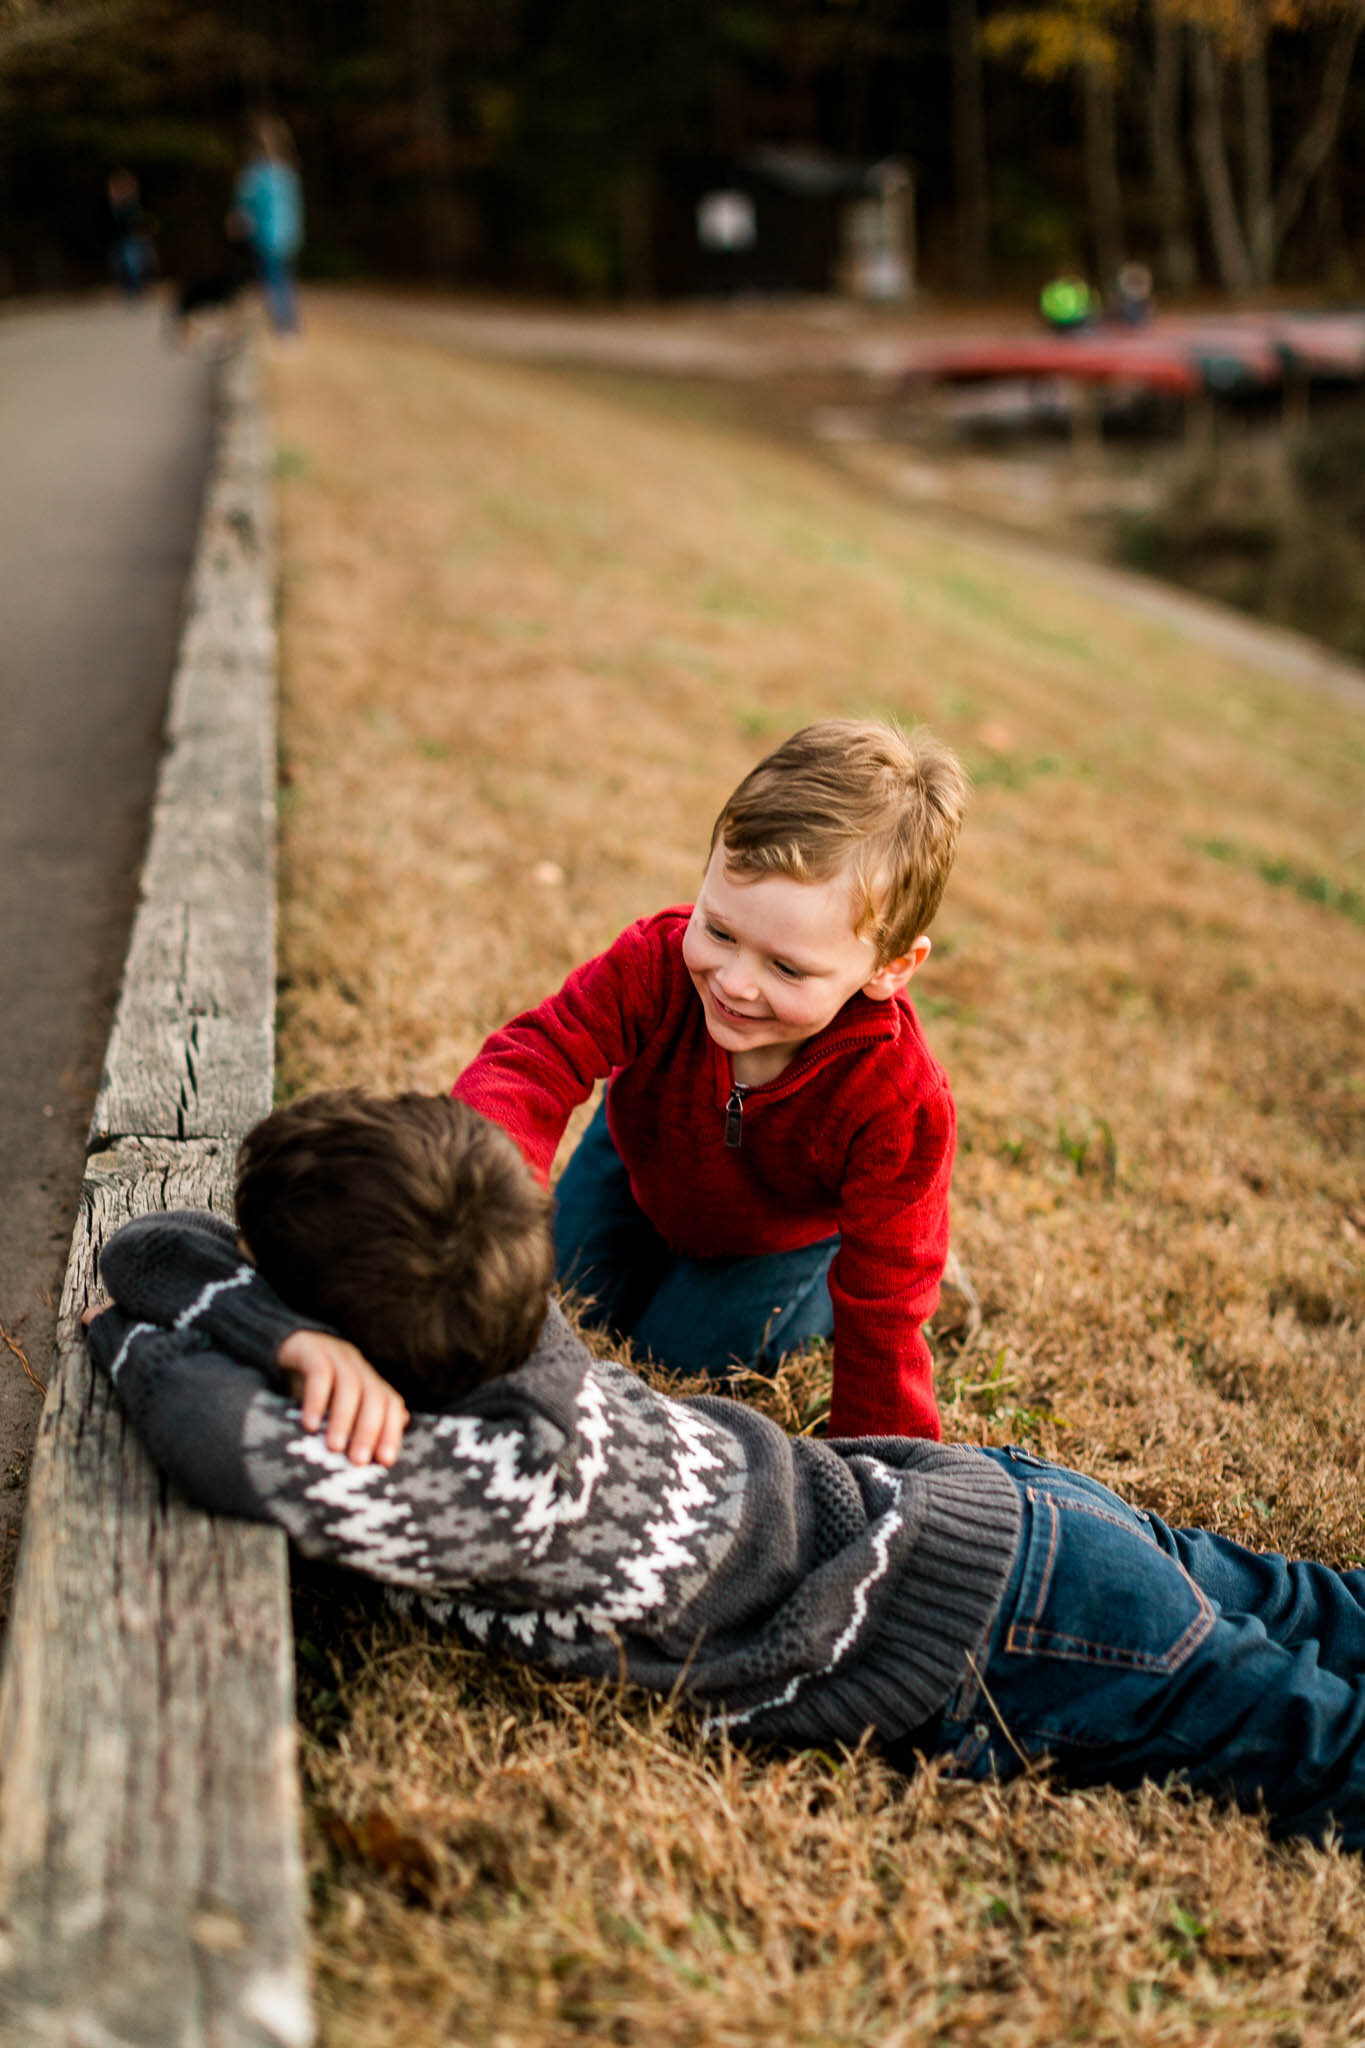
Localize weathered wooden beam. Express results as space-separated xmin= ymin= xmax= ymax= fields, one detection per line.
xmin=0 ymin=1143 xmax=310 ymax=2048
xmin=91 ymin=353 xmax=277 ymax=1152
xmin=0 ymin=343 xmax=311 ymax=2047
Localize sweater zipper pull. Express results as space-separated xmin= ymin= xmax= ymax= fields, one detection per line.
xmin=724 ymin=1083 xmax=747 ymax=1149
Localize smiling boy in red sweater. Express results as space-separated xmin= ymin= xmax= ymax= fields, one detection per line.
xmin=451 ymin=718 xmax=967 ymax=1440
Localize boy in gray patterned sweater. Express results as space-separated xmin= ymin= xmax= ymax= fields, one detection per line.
xmin=87 ymin=1090 xmax=1365 ymax=1843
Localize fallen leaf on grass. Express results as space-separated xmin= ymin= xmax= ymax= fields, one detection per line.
xmin=321 ymin=1806 xmax=442 ymax=1901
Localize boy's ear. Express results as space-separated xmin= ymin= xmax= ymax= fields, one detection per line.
xmin=862 ymin=935 xmax=931 ymax=1001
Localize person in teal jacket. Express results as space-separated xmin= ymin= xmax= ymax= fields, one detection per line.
xmin=233 ymin=115 xmax=304 ymax=334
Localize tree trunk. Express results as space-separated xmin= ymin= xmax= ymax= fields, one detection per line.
xmin=618 ymin=160 xmax=654 ymax=301
xmin=0 ymin=1 xmax=125 ymax=69
xmin=950 ymin=0 xmax=990 ymax=294
xmin=1269 ymin=0 xmax=1365 ymax=273
xmin=1241 ymin=3 xmax=1274 ymax=286
xmin=410 ymin=0 xmax=457 ymax=280
xmin=845 ymin=4 xmax=873 ymax=159
xmin=1191 ymin=25 xmax=1253 ymax=294
xmin=1147 ymin=2 xmax=1196 ymax=292
xmin=240 ymin=0 xmax=272 ymax=112
xmin=1082 ymin=54 xmax=1124 ymax=291
xmin=1314 ymin=155 xmax=1353 ymax=289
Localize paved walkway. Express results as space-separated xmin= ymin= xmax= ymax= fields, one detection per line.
xmin=0 ymin=297 xmax=216 ymax=1618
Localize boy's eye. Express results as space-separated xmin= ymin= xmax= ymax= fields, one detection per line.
xmin=706 ymin=923 xmax=733 ymax=944
xmin=773 ymin=960 xmax=805 ymax=981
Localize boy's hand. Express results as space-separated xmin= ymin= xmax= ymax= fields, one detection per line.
xmin=275 ymin=1329 xmax=408 ymax=1468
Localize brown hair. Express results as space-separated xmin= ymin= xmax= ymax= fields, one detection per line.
xmin=235 ymin=1090 xmax=554 ymax=1406
xmin=251 ymin=114 xmax=298 ymax=166
xmin=710 ymin=719 xmax=969 ymax=962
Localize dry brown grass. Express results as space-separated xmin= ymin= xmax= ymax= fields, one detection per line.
xmin=269 ymin=306 xmax=1365 ymax=2045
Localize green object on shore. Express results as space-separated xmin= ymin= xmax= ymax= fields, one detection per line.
xmin=1040 ymin=273 xmax=1095 ymax=328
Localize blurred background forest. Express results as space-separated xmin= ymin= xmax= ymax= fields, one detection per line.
xmin=2 ymin=0 xmax=1364 ymax=304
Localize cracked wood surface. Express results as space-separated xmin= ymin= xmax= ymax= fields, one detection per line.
xmin=0 ymin=348 xmax=310 ymax=2047
xmin=92 ymin=353 xmax=276 ymax=1148
xmin=0 ymin=1142 xmax=309 ymax=2048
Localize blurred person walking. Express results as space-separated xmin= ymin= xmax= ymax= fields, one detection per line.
xmin=107 ymin=169 xmax=156 ymax=299
xmin=232 ymin=117 xmax=304 ymax=335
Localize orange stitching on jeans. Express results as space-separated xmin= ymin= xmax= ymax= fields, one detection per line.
xmin=1004 ymin=1486 xmax=1059 ymax=1654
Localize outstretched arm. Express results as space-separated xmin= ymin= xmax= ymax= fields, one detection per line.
xmin=86 ymin=1298 xmax=614 ymax=1608
xmin=86 ymin=1303 xmax=286 ymax=1525
xmin=828 ymin=1083 xmax=955 ymax=1440
xmin=452 ymin=912 xmax=677 ymax=1179
xmin=95 ymin=1210 xmax=408 ymax=1465
xmin=88 ymin=1303 xmax=439 ymax=1573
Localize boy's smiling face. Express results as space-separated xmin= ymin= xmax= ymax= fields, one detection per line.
xmin=682 ymin=847 xmax=929 ymax=1084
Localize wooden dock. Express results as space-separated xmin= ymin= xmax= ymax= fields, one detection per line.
xmin=900 ymin=308 xmax=1365 ymax=398
xmin=0 ymin=345 xmax=311 ymax=2048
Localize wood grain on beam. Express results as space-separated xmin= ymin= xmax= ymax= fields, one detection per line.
xmin=0 ymin=346 xmax=312 ymax=2047
xmin=0 ymin=1142 xmax=309 ymax=2048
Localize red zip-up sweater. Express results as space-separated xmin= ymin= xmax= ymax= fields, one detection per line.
xmin=452 ymin=909 xmax=952 ymax=1439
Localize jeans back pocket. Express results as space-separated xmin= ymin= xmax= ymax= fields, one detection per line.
xmin=1009 ymin=1486 xmax=1214 ymax=1673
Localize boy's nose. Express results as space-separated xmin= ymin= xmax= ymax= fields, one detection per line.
xmin=716 ymin=960 xmax=759 ymax=1002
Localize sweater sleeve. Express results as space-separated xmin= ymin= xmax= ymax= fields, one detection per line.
xmin=826 ymin=1079 xmax=954 ymax=1440
xmin=87 ymin=1302 xmax=559 ymax=1585
xmin=87 ymin=1297 xmax=704 ymax=1613
xmin=87 ymin=1212 xmax=673 ymax=1608
xmin=87 ymin=1306 xmax=287 ymax=1522
xmin=96 ymin=1209 xmax=330 ymax=1371
xmin=452 ymin=914 xmax=679 ymax=1180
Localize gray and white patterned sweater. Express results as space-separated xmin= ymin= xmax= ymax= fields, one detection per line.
xmin=89 ymin=1211 xmax=1021 ymax=1750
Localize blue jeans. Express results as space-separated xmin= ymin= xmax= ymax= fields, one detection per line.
xmin=256 ymin=248 xmax=299 ymax=333
xmin=931 ymin=1447 xmax=1365 ymax=1846
xmin=553 ymin=1096 xmax=837 ymax=1378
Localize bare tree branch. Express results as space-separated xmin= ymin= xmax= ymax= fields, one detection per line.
xmin=1190 ymin=21 xmax=1254 ymax=289
xmin=0 ymin=0 xmax=129 ymax=68
xmin=1270 ymin=0 xmax=1365 ymax=262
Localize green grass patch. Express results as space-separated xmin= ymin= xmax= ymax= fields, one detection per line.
xmin=271 ymin=308 xmax=1365 ymax=2048
xmin=1197 ymin=837 xmax=1365 ymax=925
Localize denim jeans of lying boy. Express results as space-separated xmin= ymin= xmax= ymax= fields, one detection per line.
xmin=916 ymin=1446 xmax=1365 ymax=1847
xmin=553 ymin=1095 xmax=838 ymax=1377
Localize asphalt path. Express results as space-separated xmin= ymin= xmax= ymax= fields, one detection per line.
xmin=0 ymin=297 xmax=216 ymax=1620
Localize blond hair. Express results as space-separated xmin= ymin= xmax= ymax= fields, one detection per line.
xmin=711 ymin=719 xmax=968 ymax=962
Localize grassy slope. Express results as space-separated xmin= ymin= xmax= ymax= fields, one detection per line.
xmin=270 ymin=308 xmax=1365 ymax=2047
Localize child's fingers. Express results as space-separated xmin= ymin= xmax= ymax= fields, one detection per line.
xmin=374 ymin=1394 xmax=409 ymax=1469
xmin=298 ymin=1358 xmax=336 ymax=1432
xmin=279 ymin=1328 xmax=347 ymax=1428
xmin=342 ymin=1380 xmax=394 ymax=1467
xmin=323 ymin=1369 xmax=364 ymax=1455
xmin=277 ymin=1333 xmax=403 ymax=1463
